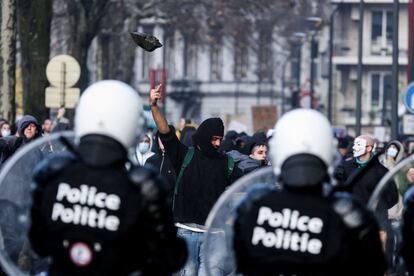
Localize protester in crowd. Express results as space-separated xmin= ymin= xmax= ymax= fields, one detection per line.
xmin=234 ymin=134 xmax=253 ymax=155
xmin=0 ymin=115 xmax=42 ymax=164
xmin=150 ymin=83 xmax=242 ymax=276
xmin=52 ymin=107 xmax=71 ymax=132
xmin=404 ymin=137 xmax=414 ymax=156
xmin=219 ymin=130 xmax=238 ymax=153
xmin=130 ymin=133 xmax=155 ymax=166
xmin=146 ymin=132 xmax=177 ymax=198
xmin=252 ymin=131 xmax=267 ymax=145
xmin=380 ymin=140 xmax=406 ymax=219
xmin=233 ymin=109 xmax=386 ymax=275
xmin=29 ymin=80 xmax=187 ymax=275
xmin=334 ymin=135 xmax=398 ymax=207
xmin=42 ymin=118 xmax=53 ymax=136
xmin=0 ymin=121 xmax=11 ymax=138
xmin=227 ymin=142 xmax=268 ymax=175
xmin=334 ymin=136 xmax=353 ymax=167
xmin=40 ymin=118 xmax=55 ymax=153
xmin=179 ymin=120 xmax=197 ymax=147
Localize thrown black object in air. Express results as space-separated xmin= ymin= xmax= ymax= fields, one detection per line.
xmin=130 ymin=32 xmax=163 ymax=52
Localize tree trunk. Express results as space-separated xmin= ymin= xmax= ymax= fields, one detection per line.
xmin=66 ymin=1 xmax=109 ymax=92
xmin=17 ymin=0 xmax=52 ymax=121
xmin=94 ymin=1 xmax=139 ymax=85
xmin=0 ymin=0 xmax=16 ymax=123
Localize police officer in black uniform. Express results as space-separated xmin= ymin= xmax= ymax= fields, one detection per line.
xmin=401 ymin=186 xmax=414 ymax=273
xmin=29 ymin=80 xmax=187 ymax=276
xmin=233 ymin=109 xmax=386 ymax=276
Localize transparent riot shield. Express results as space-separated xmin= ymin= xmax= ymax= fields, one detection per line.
xmin=203 ymin=166 xmax=277 ymax=276
xmin=368 ymin=154 xmax=414 ymax=275
xmin=0 ymin=131 xmax=75 ymax=275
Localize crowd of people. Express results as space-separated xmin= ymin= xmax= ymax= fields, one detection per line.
xmin=0 ymin=81 xmax=414 ymax=275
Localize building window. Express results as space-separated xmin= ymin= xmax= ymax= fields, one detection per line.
xmin=370 ymin=10 xmax=393 ymax=56
xmin=184 ymin=39 xmax=198 ymax=79
xmin=371 ymin=74 xmax=380 ymax=107
xmin=164 ymin=28 xmax=175 ymax=79
xmin=210 ymin=43 xmax=222 ymax=81
xmin=234 ymin=40 xmax=248 ymax=80
xmin=141 ymin=25 xmax=154 ymax=80
xmin=370 ymin=72 xmax=392 ymax=109
xmin=257 ymin=30 xmax=273 ymax=81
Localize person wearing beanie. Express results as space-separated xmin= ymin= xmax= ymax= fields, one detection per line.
xmin=150 ymin=84 xmax=242 ymax=276
xmin=219 ymin=130 xmax=238 ymax=153
xmin=0 ymin=115 xmax=42 ymax=164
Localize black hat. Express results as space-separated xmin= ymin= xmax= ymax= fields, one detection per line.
xmin=337 ymin=137 xmax=349 ymax=149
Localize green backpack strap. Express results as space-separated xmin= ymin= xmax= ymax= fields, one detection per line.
xmin=173 ymin=147 xmax=195 ymax=210
xmin=227 ymin=155 xmax=235 ymax=179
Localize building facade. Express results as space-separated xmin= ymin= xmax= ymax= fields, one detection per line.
xmin=133 ymin=19 xmax=290 ymax=133
xmin=331 ymin=0 xmax=409 ymax=138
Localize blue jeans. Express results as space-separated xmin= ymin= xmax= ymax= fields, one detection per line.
xmin=177 ymin=228 xmax=229 ymax=276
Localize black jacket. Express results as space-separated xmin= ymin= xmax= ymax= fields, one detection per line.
xmin=146 ymin=152 xmax=176 ymax=198
xmin=335 ymin=154 xmax=398 ymax=208
xmin=29 ymin=135 xmax=187 ymax=276
xmin=159 ymin=126 xmax=243 ymax=225
xmin=234 ymin=185 xmax=386 ymax=276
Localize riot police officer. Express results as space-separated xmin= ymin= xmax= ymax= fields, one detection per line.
xmin=233 ymin=109 xmax=386 ymax=275
xmin=29 ymin=80 xmax=187 ymax=275
xmin=401 ymin=186 xmax=414 ymax=273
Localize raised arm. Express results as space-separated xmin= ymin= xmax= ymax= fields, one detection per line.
xmin=149 ymin=84 xmax=170 ymax=134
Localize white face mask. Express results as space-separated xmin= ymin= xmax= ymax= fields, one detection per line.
xmin=1 ymin=130 xmax=10 ymax=137
xmin=353 ymin=138 xmax=367 ymax=158
xmin=138 ymin=142 xmax=150 ymax=154
xmin=387 ymin=147 xmax=398 ymax=158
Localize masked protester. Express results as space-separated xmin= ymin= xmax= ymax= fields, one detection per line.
xmin=130 ymin=133 xmax=155 ymax=166
xmin=29 ymin=80 xmax=187 ymax=276
xmin=334 ymin=135 xmax=398 ymax=207
xmin=149 ymin=84 xmax=243 ymax=276
xmin=379 ymin=140 xmax=406 ymax=220
xmin=0 ymin=121 xmax=11 ymax=138
xmin=232 ymin=109 xmax=386 ymax=276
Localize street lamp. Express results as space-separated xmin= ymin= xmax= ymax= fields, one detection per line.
xmin=306 ymin=17 xmax=323 ymax=110
xmin=289 ymin=32 xmax=306 ymax=109
xmin=356 ymin=1 xmax=364 ymax=136
xmin=391 ymin=0 xmax=399 ymax=139
xmin=328 ymin=4 xmax=342 ymax=123
xmin=277 ymin=50 xmax=290 ymax=115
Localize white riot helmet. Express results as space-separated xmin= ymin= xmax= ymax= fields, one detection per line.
xmin=269 ymin=109 xmax=335 ymax=187
xmin=75 ymin=80 xmax=144 ymax=149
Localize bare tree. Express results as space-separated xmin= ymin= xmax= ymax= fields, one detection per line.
xmin=0 ymin=0 xmax=16 ymax=122
xmin=64 ymin=0 xmax=110 ymax=91
xmin=17 ymin=0 xmax=52 ymax=120
xmin=94 ymin=0 xmax=163 ymax=83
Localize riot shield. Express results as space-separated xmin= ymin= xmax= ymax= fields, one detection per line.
xmin=203 ymin=166 xmax=277 ymax=276
xmin=368 ymin=154 xmax=414 ymax=275
xmin=0 ymin=131 xmax=75 ymax=275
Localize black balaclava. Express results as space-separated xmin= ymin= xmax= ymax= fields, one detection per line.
xmin=192 ymin=118 xmax=224 ymax=158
